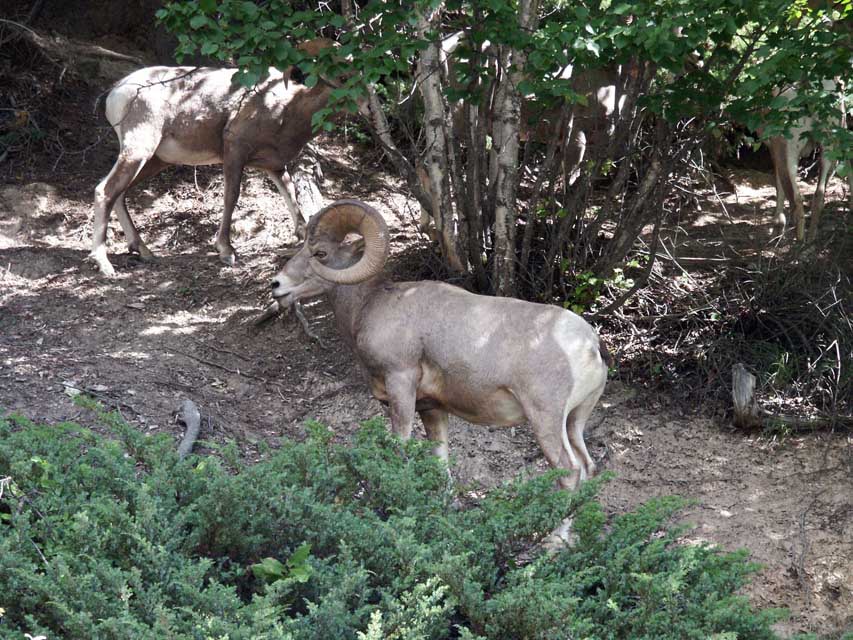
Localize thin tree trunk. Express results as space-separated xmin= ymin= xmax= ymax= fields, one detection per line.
xmin=520 ymin=106 xmax=569 ymax=272
xmin=489 ymin=0 xmax=540 ymax=295
xmin=415 ymin=8 xmax=466 ymax=273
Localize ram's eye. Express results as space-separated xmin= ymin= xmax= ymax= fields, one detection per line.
xmin=313 ymin=250 xmax=328 ymax=260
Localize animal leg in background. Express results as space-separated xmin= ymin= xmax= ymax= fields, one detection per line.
xmin=769 ymin=136 xmax=806 ymax=239
xmin=112 ymin=156 xmax=170 ymax=259
xmin=215 ymin=151 xmax=248 ymax=265
xmin=266 ymin=169 xmax=306 ymax=240
xmin=91 ymin=136 xmax=160 ymax=276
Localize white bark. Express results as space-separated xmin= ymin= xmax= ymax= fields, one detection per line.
xmin=415 ymin=7 xmax=466 ymax=272
xmin=490 ymin=0 xmax=540 ymax=295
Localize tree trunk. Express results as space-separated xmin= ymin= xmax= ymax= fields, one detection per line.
xmin=415 ymin=7 xmax=466 ymax=273
xmin=732 ymin=363 xmax=763 ymax=428
xmin=489 ymin=0 xmax=540 ymax=295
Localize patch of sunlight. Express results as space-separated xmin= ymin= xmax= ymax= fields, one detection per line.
xmin=693 ymin=213 xmax=724 ymax=227
xmin=734 ymin=183 xmax=776 ymax=199
xmin=107 ymin=350 xmax=152 ymax=360
xmin=139 ymin=324 xmax=195 ymax=337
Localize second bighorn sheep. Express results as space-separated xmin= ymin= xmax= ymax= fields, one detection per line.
xmin=91 ymin=39 xmax=343 ymax=276
xmin=765 ymin=79 xmax=853 ymax=242
xmin=270 ymin=200 xmax=610 ymax=489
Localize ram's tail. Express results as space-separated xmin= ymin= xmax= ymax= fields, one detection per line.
xmin=92 ymin=77 xmax=121 ymax=118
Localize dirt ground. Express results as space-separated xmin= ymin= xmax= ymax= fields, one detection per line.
xmin=1 ymin=142 xmax=851 ymax=637
xmin=1 ymin=42 xmax=851 ymax=637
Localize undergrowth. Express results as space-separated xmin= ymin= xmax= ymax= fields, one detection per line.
xmin=603 ymin=246 xmax=852 ymax=426
xmin=0 ymin=401 xmax=815 ymax=639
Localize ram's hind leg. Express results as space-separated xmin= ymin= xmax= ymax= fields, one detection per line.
xmin=215 ymin=151 xmax=249 ymax=266
xmin=91 ymin=141 xmax=159 ymax=276
xmin=420 ymin=408 xmax=449 ymax=461
xmin=266 ymin=169 xmax=306 ymax=240
xmin=527 ymin=403 xmax=583 ymax=491
xmin=114 ymin=156 xmax=169 ymax=260
xmin=526 ymin=401 xmax=585 ymax=551
xmin=566 ymin=387 xmax=604 ymax=481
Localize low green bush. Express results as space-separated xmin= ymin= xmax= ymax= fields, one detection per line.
xmin=0 ymin=401 xmax=796 ymax=639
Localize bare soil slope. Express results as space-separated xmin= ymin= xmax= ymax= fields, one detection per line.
xmin=1 ymin=146 xmax=850 ymax=636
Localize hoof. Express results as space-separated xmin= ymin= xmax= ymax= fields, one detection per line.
xmin=132 ymin=243 xmax=156 ymax=261
xmin=87 ymin=251 xmax=116 ymax=278
xmin=542 ymin=517 xmax=577 ymax=554
xmin=218 ymin=252 xmax=237 ymax=267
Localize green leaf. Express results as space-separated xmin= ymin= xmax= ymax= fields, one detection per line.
xmin=289 ymin=542 xmax=311 ymax=567
xmin=189 ymin=14 xmax=210 ymax=30
xmin=251 ymin=557 xmax=286 ymax=581
xmin=199 ymin=0 xmax=217 ymax=12
xmin=289 ymin=566 xmax=311 ymax=582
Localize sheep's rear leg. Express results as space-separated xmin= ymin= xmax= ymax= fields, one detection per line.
xmin=114 ymin=156 xmax=169 ymax=260
xmin=526 ymin=404 xmax=583 ymax=491
xmin=566 ymin=388 xmax=604 ymax=480
xmin=526 ymin=403 xmax=584 ymax=551
xmin=771 ymin=137 xmax=806 ymax=241
xmin=91 ymin=150 xmax=156 ymax=276
xmin=808 ymin=152 xmax=835 ymax=243
xmin=420 ymin=408 xmax=449 ymax=461
xmin=215 ymin=155 xmax=246 ymax=266
xmin=266 ymin=169 xmax=306 ymax=240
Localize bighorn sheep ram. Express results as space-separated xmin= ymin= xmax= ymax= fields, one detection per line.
xmin=91 ymin=39 xmax=340 ymax=276
xmin=270 ymin=200 xmax=610 ymax=489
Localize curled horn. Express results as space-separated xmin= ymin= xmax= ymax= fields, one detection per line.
xmin=307 ymin=200 xmax=389 ymax=284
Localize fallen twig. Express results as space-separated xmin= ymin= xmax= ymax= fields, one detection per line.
xmin=187 ymin=335 xmax=251 ymax=362
xmin=253 ymin=301 xmax=325 ymax=346
xmin=168 ymin=347 xmax=269 ymax=384
xmin=293 ymin=301 xmax=325 ymax=346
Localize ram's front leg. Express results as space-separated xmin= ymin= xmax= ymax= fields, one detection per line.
xmin=384 ymin=370 xmax=418 ymax=441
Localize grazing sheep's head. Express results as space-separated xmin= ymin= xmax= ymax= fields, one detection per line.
xmin=270 ymin=200 xmax=389 ymax=309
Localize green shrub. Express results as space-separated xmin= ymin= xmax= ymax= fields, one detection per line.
xmin=0 ymin=403 xmax=798 ymax=639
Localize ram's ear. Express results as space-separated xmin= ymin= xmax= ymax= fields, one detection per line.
xmin=343 ymin=234 xmax=366 ymax=252
xmin=278 ymin=246 xmax=301 ymax=259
